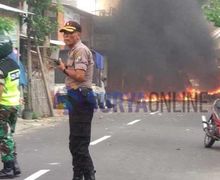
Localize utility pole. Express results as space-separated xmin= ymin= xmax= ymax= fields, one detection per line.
xmin=23 ymin=15 xmax=33 ymax=119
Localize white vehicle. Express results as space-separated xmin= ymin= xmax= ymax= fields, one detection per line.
xmin=92 ymin=82 xmax=106 ymax=109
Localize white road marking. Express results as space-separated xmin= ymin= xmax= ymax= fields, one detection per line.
xmin=127 ymin=119 xmax=141 ymax=126
xmin=150 ymin=111 xmax=159 ymax=115
xmin=90 ymin=136 xmax=111 ymax=146
xmin=48 ymin=162 xmax=60 ymax=165
xmin=202 ymin=115 xmax=209 ymax=129
xmin=202 ymin=115 xmax=207 ymax=122
xmin=24 ymin=170 xmax=50 ymax=180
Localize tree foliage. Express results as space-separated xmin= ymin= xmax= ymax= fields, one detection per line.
xmin=0 ymin=17 xmax=14 ymax=34
xmin=203 ymin=0 xmax=220 ymax=27
xmin=25 ymin=0 xmax=61 ymax=44
xmin=0 ymin=0 xmax=61 ymax=42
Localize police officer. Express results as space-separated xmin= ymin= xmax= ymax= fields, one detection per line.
xmin=0 ymin=36 xmax=21 ymax=178
xmin=58 ymin=21 xmax=96 ymax=180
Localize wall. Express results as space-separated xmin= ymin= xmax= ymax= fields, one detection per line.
xmin=57 ymin=5 xmax=94 ymax=47
xmin=95 ymin=0 xmax=119 ymax=10
xmin=58 ymin=0 xmax=77 ymax=7
xmin=95 ymin=0 xmax=120 ymax=16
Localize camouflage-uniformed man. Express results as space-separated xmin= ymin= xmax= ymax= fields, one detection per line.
xmin=0 ymin=36 xmax=21 ymax=178
xmin=58 ymin=21 xmax=96 ymax=180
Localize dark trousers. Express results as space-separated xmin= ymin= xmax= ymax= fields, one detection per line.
xmin=68 ymin=88 xmax=95 ymax=173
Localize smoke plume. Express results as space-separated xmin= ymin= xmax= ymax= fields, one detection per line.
xmin=108 ymin=0 xmax=219 ymax=92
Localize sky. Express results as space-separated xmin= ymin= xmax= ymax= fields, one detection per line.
xmin=77 ymin=0 xmax=96 ymax=14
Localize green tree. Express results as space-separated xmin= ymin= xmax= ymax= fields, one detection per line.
xmin=26 ymin=0 xmax=62 ymax=44
xmin=0 ymin=0 xmax=61 ymax=42
xmin=0 ymin=17 xmax=14 ymax=33
xmin=203 ymin=0 xmax=220 ymax=27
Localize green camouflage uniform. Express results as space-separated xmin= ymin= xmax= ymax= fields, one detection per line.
xmin=0 ymin=57 xmax=20 ymax=162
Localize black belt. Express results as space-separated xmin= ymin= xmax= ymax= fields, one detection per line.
xmin=77 ymin=87 xmax=92 ymax=91
xmin=69 ymin=87 xmax=92 ymax=91
xmin=69 ymin=87 xmax=92 ymax=96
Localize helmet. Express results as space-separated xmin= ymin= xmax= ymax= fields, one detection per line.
xmin=0 ymin=35 xmax=12 ymax=59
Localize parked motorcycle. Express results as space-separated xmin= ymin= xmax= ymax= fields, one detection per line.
xmin=202 ymin=99 xmax=220 ymax=148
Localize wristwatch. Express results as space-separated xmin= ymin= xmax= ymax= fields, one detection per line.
xmin=63 ymin=68 xmax=69 ymax=76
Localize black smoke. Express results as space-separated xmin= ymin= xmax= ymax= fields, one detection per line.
xmin=108 ymin=0 xmax=219 ymax=92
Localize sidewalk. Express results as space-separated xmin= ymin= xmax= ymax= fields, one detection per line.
xmin=14 ymin=109 xmax=110 ymax=136
xmin=15 ymin=115 xmax=68 ymax=135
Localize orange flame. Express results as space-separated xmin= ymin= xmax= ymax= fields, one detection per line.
xmin=122 ymin=87 xmax=220 ymax=102
xmin=208 ymin=87 xmax=220 ymax=96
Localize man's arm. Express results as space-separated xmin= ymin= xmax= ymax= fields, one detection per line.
xmin=57 ymin=62 xmax=86 ymax=82
xmin=65 ymin=68 xmax=85 ymax=82
xmin=57 ymin=48 xmax=89 ymax=82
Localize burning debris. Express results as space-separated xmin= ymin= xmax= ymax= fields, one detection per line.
xmin=120 ymin=87 xmax=220 ymax=103
xmin=106 ymin=90 xmax=210 ymax=113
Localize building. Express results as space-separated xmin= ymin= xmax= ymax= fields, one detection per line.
xmin=93 ymin=0 xmax=120 ymax=16
xmin=76 ymin=0 xmax=120 ymax=16
xmin=59 ymin=0 xmax=77 ymax=7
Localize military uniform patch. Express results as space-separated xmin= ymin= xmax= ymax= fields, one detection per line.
xmin=9 ymin=71 xmax=19 ymax=81
xmin=75 ymin=56 xmax=82 ymax=63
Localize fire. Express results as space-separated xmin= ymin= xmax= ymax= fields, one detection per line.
xmin=141 ymin=88 xmax=201 ymax=102
xmin=149 ymin=96 xmax=158 ymax=102
xmin=183 ymin=87 xmax=201 ymax=100
xmin=208 ymin=87 xmax=220 ymax=96
xmin=143 ymin=93 xmax=159 ymax=102
xmin=121 ymin=87 xmax=220 ymax=103
xmin=186 ymin=87 xmax=201 ymax=95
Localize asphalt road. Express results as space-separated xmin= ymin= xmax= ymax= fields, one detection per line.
xmin=7 ymin=102 xmax=220 ymax=180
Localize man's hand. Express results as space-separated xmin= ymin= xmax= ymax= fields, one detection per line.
xmin=57 ymin=59 xmax=66 ymax=71
xmin=56 ymin=59 xmax=86 ymax=82
xmin=57 ymin=59 xmax=65 ymax=71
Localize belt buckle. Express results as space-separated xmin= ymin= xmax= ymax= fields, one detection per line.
xmin=71 ymin=84 xmax=78 ymax=90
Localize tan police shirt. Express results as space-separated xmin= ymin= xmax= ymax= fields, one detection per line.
xmin=65 ymin=40 xmax=94 ymax=89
